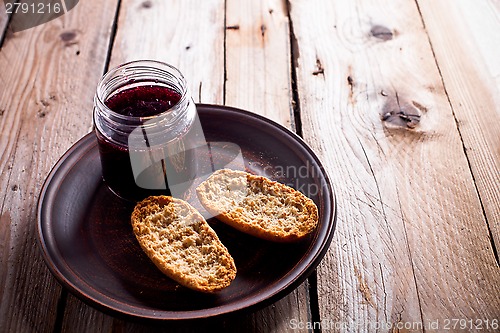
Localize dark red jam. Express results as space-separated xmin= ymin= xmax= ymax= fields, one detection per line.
xmin=96 ymin=85 xmax=194 ymax=201
xmin=105 ymin=85 xmax=181 ymax=117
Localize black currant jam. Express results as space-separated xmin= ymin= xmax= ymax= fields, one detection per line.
xmin=93 ymin=61 xmax=199 ymax=202
xmin=105 ymin=85 xmax=181 ymax=117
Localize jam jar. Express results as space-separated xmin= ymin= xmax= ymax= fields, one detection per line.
xmin=93 ymin=60 xmax=203 ymax=201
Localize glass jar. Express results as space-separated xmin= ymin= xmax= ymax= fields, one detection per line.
xmin=93 ymin=60 xmax=202 ymax=201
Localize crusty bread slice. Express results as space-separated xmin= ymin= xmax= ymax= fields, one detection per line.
xmin=131 ymin=196 xmax=236 ymax=293
xmin=196 ymin=169 xmax=319 ymax=242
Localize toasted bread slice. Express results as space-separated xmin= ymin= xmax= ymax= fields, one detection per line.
xmin=196 ymin=169 xmax=319 ymax=242
xmin=131 ymin=196 xmax=236 ymax=293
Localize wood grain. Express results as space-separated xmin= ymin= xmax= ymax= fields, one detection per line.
xmin=290 ymin=0 xmax=500 ymax=330
xmin=225 ymin=0 xmax=293 ymax=127
xmin=416 ymin=0 xmax=500 ymax=257
xmin=0 ymin=0 xmax=118 ymax=332
xmin=1 ymin=0 xmax=498 ymax=332
xmin=108 ymin=0 xmax=226 ymax=105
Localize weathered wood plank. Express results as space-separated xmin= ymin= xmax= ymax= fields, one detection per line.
xmin=416 ymin=0 xmax=500 ymax=258
xmin=290 ymin=0 xmax=500 ymax=330
xmin=61 ymin=295 xmax=113 ymax=333
xmin=0 ymin=0 xmax=119 ymax=331
xmin=225 ymin=0 xmax=293 ymax=127
xmin=224 ymin=0 xmax=310 ymax=331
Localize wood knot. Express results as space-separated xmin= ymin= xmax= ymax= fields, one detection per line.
xmin=60 ymin=31 xmax=76 ymax=42
xmin=381 ymin=95 xmax=424 ymax=129
xmin=141 ymin=0 xmax=152 ymax=8
xmin=370 ymin=25 xmax=393 ymax=41
xmin=60 ymin=30 xmax=78 ymax=46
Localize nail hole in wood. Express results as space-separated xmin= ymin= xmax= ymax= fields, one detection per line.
xmin=347 ymin=76 xmax=354 ymax=86
xmin=312 ymin=58 xmax=324 ymax=76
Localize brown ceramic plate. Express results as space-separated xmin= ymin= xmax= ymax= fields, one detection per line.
xmin=37 ymin=104 xmax=336 ymax=321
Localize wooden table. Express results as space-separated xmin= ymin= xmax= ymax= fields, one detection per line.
xmin=1 ymin=0 xmax=499 ymax=332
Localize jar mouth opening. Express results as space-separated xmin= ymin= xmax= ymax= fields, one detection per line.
xmin=95 ymin=60 xmax=188 ymax=122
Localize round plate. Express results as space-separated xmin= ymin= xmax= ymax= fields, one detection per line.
xmin=37 ymin=104 xmax=336 ymax=321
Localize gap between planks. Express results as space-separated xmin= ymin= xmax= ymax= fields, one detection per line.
xmin=284 ymin=0 xmax=322 ymax=329
xmin=101 ymin=0 xmax=123 ymax=76
xmin=286 ymin=0 xmax=303 ymax=137
xmin=0 ymin=1 xmax=12 ymax=49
